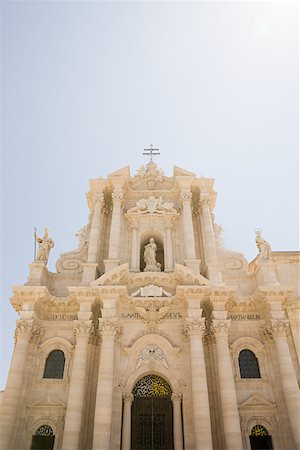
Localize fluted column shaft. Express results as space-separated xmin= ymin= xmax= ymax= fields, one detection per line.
xmin=108 ymin=190 xmax=123 ymax=260
xmin=171 ymin=394 xmax=183 ymax=450
xmin=165 ymin=224 xmax=174 ymax=271
xmin=61 ymin=321 xmax=93 ymax=450
xmin=212 ymin=319 xmax=243 ymax=450
xmin=130 ymin=225 xmax=139 ymax=271
xmin=121 ymin=394 xmax=133 ymax=450
xmin=199 ymin=195 xmax=217 ymax=266
xmin=181 ymin=191 xmax=196 ymax=260
xmin=271 ymin=320 xmax=300 ymax=449
xmin=0 ymin=320 xmax=39 ymax=450
xmin=93 ymin=320 xmax=119 ymax=450
xmin=87 ymin=193 xmax=104 ymax=263
xmin=185 ymin=319 xmax=213 ymax=450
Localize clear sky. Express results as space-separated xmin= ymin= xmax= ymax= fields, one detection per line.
xmin=0 ymin=1 xmax=298 ymax=389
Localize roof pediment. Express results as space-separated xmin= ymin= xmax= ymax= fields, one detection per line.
xmin=108 ymin=166 xmax=130 ymax=179
xmin=239 ymin=394 xmax=276 ymax=409
xmin=173 ymin=166 xmax=195 ymax=177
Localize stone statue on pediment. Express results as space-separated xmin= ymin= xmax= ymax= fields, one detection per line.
xmin=255 ymin=230 xmax=271 ymax=262
xmin=36 ymin=228 xmax=54 ymax=265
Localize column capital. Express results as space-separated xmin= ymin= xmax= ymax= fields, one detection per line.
xmin=211 ymin=319 xmax=231 ymax=337
xmin=74 ymin=320 xmax=94 ymax=338
xmin=171 ymin=393 xmax=182 ymax=404
xmin=184 ymin=318 xmax=206 ymax=338
xmin=123 ymin=393 xmax=134 ymax=404
xmin=112 ymin=191 xmax=123 ymax=202
xmin=269 ymin=319 xmax=289 ymax=337
xmin=180 ymin=191 xmax=192 ymax=203
xmin=14 ymin=319 xmax=41 ymax=342
xmin=94 ymin=192 xmax=104 ymax=205
xmin=99 ymin=319 xmax=120 ymax=338
xmin=199 ymin=196 xmax=210 ymax=209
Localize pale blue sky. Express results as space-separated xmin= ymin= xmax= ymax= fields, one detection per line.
xmin=0 ymin=1 xmax=298 ymax=389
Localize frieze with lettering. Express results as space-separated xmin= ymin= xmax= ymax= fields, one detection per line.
xmin=121 ymin=312 xmax=182 ymax=319
xmin=42 ymin=314 xmax=78 ymax=321
xmin=230 ymin=314 xmax=260 ymax=321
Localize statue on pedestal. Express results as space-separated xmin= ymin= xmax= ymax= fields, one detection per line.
xmin=143 ymin=238 xmax=161 ymax=272
xmin=36 ymin=227 xmax=54 ymax=265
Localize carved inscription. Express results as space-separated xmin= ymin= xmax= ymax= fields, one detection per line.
xmin=230 ymin=314 xmax=260 ymax=321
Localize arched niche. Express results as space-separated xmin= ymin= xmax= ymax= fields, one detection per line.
xmin=140 ymin=235 xmax=165 ymax=272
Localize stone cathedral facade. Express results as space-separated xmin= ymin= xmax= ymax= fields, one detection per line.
xmin=0 ymin=162 xmax=299 ymax=450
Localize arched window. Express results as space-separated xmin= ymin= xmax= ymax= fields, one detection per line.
xmin=43 ymin=350 xmax=65 ymax=379
xmin=250 ymin=425 xmax=273 ymax=450
xmin=238 ymin=349 xmax=261 ymax=378
xmin=31 ymin=425 xmax=55 ymax=450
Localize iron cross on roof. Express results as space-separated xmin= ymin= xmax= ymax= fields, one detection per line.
xmin=143 ymin=144 xmax=160 ymax=162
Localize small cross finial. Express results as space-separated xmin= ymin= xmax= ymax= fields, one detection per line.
xmin=143 ymin=144 xmax=160 ymax=162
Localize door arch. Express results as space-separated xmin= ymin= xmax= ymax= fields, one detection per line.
xmin=131 ymin=374 xmax=173 ymax=450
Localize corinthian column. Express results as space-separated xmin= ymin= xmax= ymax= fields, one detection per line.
xmin=0 ymin=320 xmax=40 ymax=450
xmin=121 ymin=394 xmax=134 ymax=450
xmin=184 ymin=319 xmax=213 ymax=450
xmin=181 ymin=190 xmax=196 ymax=260
xmin=93 ymin=320 xmax=120 ymax=450
xmin=82 ymin=192 xmax=104 ymax=284
xmin=108 ymin=190 xmax=123 ymax=260
xmin=165 ymin=223 xmax=174 ymax=272
xmin=270 ymin=320 xmax=300 ymax=449
xmin=211 ymin=319 xmax=243 ymax=450
xmin=61 ymin=321 xmax=94 ymax=450
xmin=199 ymin=194 xmax=222 ymax=283
xmin=130 ymin=224 xmax=139 ymax=271
xmin=87 ymin=193 xmax=104 ymax=263
xmin=171 ymin=393 xmax=183 ymax=450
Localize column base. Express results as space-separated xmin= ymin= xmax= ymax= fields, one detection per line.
xmin=81 ymin=263 xmax=99 ymax=285
xmin=104 ymin=259 xmax=120 ymax=272
xmin=184 ymin=259 xmax=201 ymax=274
xmin=26 ymin=262 xmax=49 ymax=286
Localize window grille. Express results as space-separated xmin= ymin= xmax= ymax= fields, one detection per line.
xmin=34 ymin=425 xmax=54 ymax=436
xmin=43 ymin=350 xmax=65 ymax=379
xmin=133 ymin=374 xmax=172 ymax=397
xmin=238 ymin=349 xmax=261 ymax=378
xmin=251 ymin=425 xmax=268 ymax=437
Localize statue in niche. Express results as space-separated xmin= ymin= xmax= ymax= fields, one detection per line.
xmin=36 ymin=227 xmax=54 ymax=265
xmin=143 ymin=238 xmax=161 ymax=272
xmin=255 ymin=230 xmax=271 ymax=262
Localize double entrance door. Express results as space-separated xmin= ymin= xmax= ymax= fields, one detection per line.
xmin=131 ymin=396 xmax=173 ymax=450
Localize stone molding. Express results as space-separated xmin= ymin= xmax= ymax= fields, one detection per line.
xmin=184 ymin=318 xmax=206 ymax=337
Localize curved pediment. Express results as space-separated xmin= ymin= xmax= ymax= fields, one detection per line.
xmin=92 ymin=263 xmax=210 ymax=304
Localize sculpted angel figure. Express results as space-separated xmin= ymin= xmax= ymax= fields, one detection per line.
xmin=36 ymin=227 xmax=54 ymax=265
xmin=255 ymin=230 xmax=271 ymax=262
xmin=143 ymin=237 xmax=161 ymax=272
